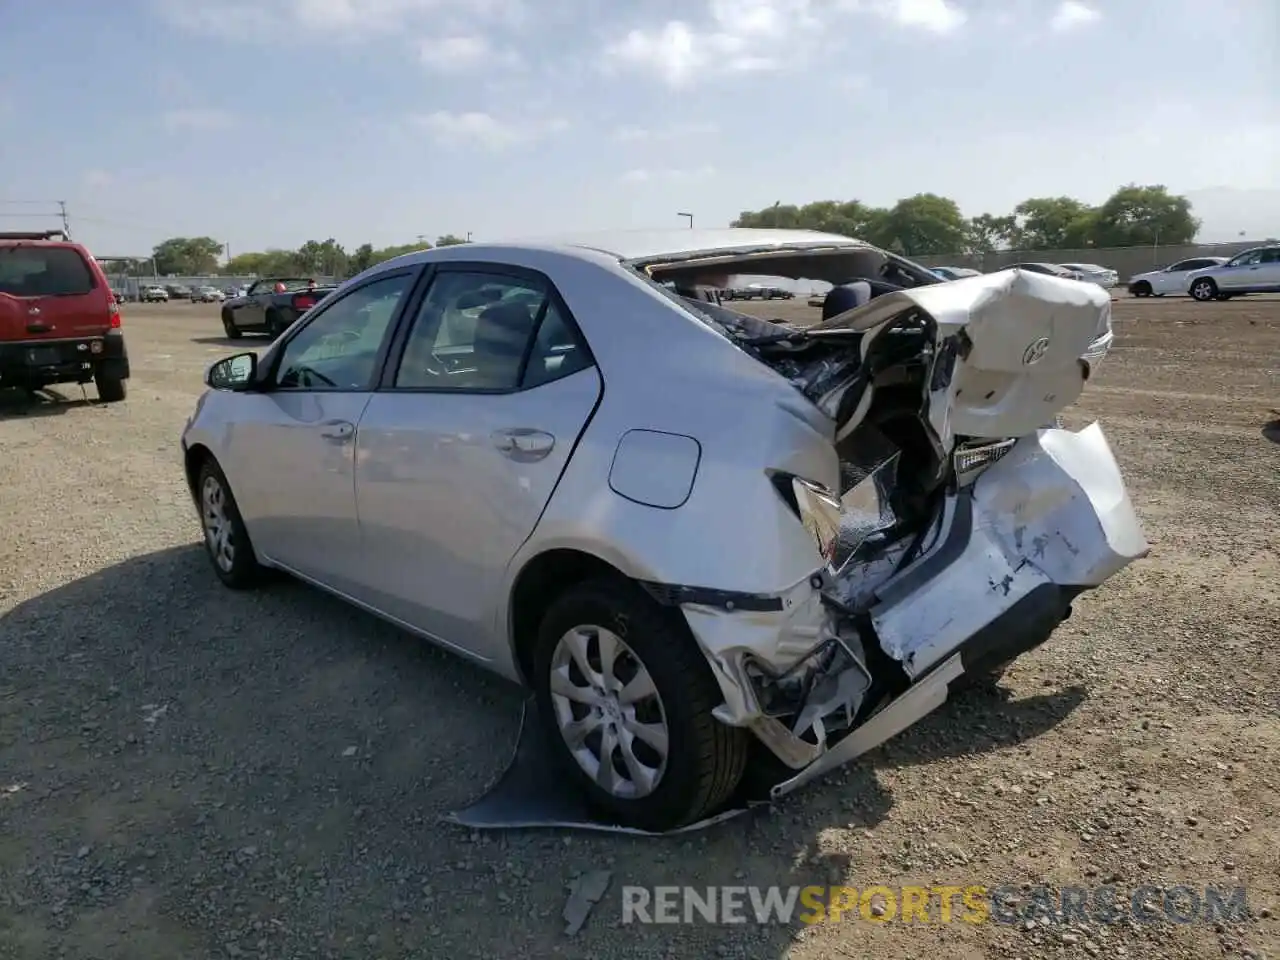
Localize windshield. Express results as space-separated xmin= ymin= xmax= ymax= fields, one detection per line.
xmin=0 ymin=246 xmax=95 ymax=296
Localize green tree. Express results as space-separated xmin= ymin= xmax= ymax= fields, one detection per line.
xmin=1089 ymin=184 xmax=1199 ymax=247
xmin=295 ymin=238 xmax=348 ymax=276
xmin=731 ymin=200 xmax=889 ymax=238
xmin=369 ymin=240 xmax=433 ymax=266
xmin=224 ymin=249 xmax=303 ymax=276
xmin=152 ymin=236 xmax=225 ymax=274
xmin=349 ymin=243 xmax=376 ymax=274
xmin=1009 ymin=197 xmax=1096 ymax=249
xmin=872 ymin=194 xmax=968 ymax=256
xmin=966 ymin=213 xmax=1017 ymax=253
xmin=435 ymin=234 xmax=468 ymax=246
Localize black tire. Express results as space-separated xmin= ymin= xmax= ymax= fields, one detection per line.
xmin=1130 ymin=282 xmax=1152 ymax=297
xmin=1189 ymin=277 xmax=1218 ymax=302
xmin=195 ymin=456 xmax=264 ymax=589
xmin=94 ymin=369 xmax=127 ymax=403
xmin=221 ymin=308 xmax=242 ymax=339
xmin=950 ymin=663 xmax=1010 ymax=695
xmin=531 ymin=578 xmax=749 ymax=831
xmin=265 ymin=309 xmax=286 ymax=339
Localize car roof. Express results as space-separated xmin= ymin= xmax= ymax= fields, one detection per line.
xmin=390 ymin=228 xmax=871 ymax=269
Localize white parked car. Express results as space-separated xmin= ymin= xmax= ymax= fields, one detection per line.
xmin=191 ymin=286 xmax=226 ymax=303
xmin=1126 ymin=257 xmax=1228 ymax=297
xmin=141 ymin=286 xmax=169 ymax=303
xmin=1059 ymin=264 xmax=1118 ymax=289
xmin=181 ymin=228 xmax=1146 ymax=830
xmin=1185 ymin=245 xmax=1280 ymax=302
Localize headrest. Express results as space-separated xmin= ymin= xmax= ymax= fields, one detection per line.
xmin=822 ymin=282 xmax=872 ymax=320
xmin=474 ymin=302 xmax=534 ymax=357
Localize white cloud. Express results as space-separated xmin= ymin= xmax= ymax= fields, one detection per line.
xmin=82 ymin=170 xmax=113 ymax=189
xmin=1050 ymin=1 xmax=1101 ymax=31
xmin=874 ymin=0 xmax=966 ymax=34
xmin=419 ymin=35 xmax=518 ymax=71
xmin=620 ymin=166 xmax=717 ymax=184
xmin=161 ymin=108 xmax=238 ymax=132
xmin=154 ymin=0 xmax=523 ymax=41
xmin=410 ymin=111 xmax=567 ymax=149
xmin=603 ymin=0 xmax=965 ymax=86
xmin=612 ymin=122 xmax=719 ymax=142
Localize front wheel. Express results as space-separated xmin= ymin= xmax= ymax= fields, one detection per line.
xmin=532 ymin=578 xmax=748 ymax=831
xmin=196 ymin=457 xmax=264 ymax=589
xmin=221 ymin=309 xmax=242 ymax=339
xmin=1129 ymin=282 xmax=1152 ymax=297
xmin=1190 ymin=278 xmax=1218 ymax=302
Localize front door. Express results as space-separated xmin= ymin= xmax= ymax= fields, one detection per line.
xmin=226 ymin=269 xmax=420 ymax=594
xmin=352 ymin=265 xmax=601 ymax=660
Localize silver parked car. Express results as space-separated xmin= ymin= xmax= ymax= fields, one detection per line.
xmin=181 ymin=229 xmax=1148 ymax=831
xmin=1059 ymin=263 xmax=1119 ymax=289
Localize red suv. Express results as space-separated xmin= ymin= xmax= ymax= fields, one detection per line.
xmin=0 ymin=231 xmax=130 ymax=402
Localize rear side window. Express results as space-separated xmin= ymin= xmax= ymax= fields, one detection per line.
xmin=0 ymin=247 xmax=96 ymax=296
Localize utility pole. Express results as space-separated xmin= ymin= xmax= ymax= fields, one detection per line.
xmin=58 ymin=200 xmax=70 ymax=237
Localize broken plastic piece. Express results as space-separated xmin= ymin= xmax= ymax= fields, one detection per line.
xmin=563 ymin=870 xmax=613 ymax=936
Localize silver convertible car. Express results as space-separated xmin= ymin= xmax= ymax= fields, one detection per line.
xmin=181 ymin=229 xmax=1148 ymax=831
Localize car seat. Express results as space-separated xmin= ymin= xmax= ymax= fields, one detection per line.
xmin=470 ymin=301 xmax=535 ymax=389
xmin=821 ymin=281 xmax=873 ymax=321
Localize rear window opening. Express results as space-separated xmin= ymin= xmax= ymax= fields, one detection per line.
xmin=0 ymin=247 xmax=96 ymax=297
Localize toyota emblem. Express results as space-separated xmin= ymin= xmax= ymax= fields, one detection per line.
xmin=27 ymin=306 xmax=41 ymax=316
xmin=1022 ymin=337 xmax=1050 ymax=365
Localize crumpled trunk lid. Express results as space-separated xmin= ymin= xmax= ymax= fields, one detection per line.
xmin=808 ymin=269 xmax=1111 ymax=447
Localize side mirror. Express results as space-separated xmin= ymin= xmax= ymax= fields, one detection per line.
xmin=206 ymin=352 xmax=258 ymax=391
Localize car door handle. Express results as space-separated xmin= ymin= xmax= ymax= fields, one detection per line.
xmin=319 ymin=420 xmax=355 ymax=441
xmin=492 ymin=428 xmax=555 ymax=461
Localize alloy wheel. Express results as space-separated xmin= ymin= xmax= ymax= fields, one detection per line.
xmin=547 ymin=625 xmax=670 ymax=799
xmin=201 ymin=475 xmax=235 ymax=572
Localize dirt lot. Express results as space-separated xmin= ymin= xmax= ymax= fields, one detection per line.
xmin=1 ymin=294 xmax=1277 ymax=960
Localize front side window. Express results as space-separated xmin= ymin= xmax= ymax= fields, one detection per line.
xmin=274 ymin=272 xmax=412 ymax=390
xmin=1228 ymin=249 xmax=1263 ymax=267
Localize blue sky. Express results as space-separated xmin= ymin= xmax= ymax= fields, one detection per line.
xmin=1 ymin=0 xmax=1276 ymax=257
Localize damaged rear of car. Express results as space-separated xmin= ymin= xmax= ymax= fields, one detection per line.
xmin=539 ymin=233 xmax=1145 ymax=829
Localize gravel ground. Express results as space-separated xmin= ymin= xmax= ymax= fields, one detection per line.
xmin=1 ymin=294 xmax=1277 ymax=960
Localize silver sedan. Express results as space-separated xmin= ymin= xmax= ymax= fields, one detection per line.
xmin=181 ymin=229 xmax=1148 ymax=831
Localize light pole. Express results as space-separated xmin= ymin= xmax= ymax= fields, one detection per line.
xmin=677 ymin=212 xmax=693 ymax=229
xmin=772 ymin=200 xmax=781 ymax=227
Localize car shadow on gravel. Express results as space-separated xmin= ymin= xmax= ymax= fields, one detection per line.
xmin=0 ymin=387 xmax=96 ymax=421
xmin=1262 ymin=418 xmax=1280 ymax=444
xmin=0 ymin=544 xmax=1086 ymax=958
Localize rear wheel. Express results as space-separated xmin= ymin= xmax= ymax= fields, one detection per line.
xmin=532 ymin=578 xmax=749 ymax=831
xmin=1130 ymin=281 xmax=1152 ymax=297
xmin=196 ymin=457 xmax=264 ymax=589
xmin=94 ymin=368 xmax=127 ymax=403
xmin=1190 ymin=278 xmax=1218 ymax=302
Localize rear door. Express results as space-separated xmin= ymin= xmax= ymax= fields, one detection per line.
xmin=0 ymin=244 xmax=109 ymax=341
xmin=352 ymin=264 xmax=602 ymax=660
